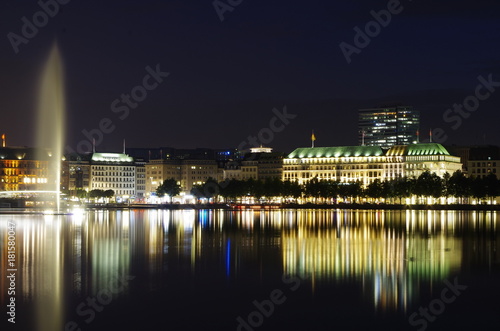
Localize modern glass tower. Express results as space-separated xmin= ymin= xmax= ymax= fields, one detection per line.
xmin=358 ymin=106 xmax=419 ymax=149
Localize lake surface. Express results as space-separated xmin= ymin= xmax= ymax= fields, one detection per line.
xmin=1 ymin=209 xmax=499 ymax=331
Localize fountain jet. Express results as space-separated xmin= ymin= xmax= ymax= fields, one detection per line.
xmin=36 ymin=42 xmax=65 ymax=212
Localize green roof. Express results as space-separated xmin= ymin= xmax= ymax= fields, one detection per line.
xmin=386 ymin=143 xmax=451 ymax=156
xmin=287 ymin=146 xmax=384 ymax=159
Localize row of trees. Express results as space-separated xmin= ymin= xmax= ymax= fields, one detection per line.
xmin=190 ymin=177 xmax=302 ymax=202
xmin=185 ymin=170 xmax=500 ymax=204
xmin=65 ymin=189 xmax=115 ymax=202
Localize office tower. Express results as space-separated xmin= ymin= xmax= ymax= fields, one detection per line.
xmin=358 ymin=106 xmax=419 ymax=148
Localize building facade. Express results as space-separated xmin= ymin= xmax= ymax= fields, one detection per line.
xmin=283 ymin=143 xmax=461 ymax=187
xmin=465 ymin=146 xmax=500 ymax=178
xmin=66 ymin=153 xmax=91 ymax=193
xmin=89 ymin=153 xmax=136 ymax=200
xmin=359 ymin=106 xmax=419 ymax=148
xmin=145 ymin=159 xmax=220 ymax=196
xmin=0 ymin=147 xmax=50 ymax=191
xmin=283 ymin=146 xmax=387 ymax=186
xmin=134 ymin=157 xmax=147 ymax=200
xmin=386 ymin=144 xmax=462 ymax=178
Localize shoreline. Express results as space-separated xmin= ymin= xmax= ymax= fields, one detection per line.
xmin=2 ymin=203 xmax=500 ymax=213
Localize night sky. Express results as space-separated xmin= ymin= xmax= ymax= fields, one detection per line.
xmin=1 ymin=0 xmax=500 ymax=154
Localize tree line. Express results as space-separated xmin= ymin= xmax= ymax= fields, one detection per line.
xmin=183 ymin=170 xmax=500 ymax=204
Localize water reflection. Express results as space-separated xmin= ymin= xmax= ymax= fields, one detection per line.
xmin=0 ymin=209 xmax=498 ymax=330
xmin=281 ymin=210 xmax=465 ymax=312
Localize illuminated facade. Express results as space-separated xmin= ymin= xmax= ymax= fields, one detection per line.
xmin=145 ymin=159 xmax=220 ymax=195
xmin=222 ymin=147 xmax=282 ymax=181
xmin=89 ymin=153 xmax=136 ymax=199
xmin=0 ymin=147 xmax=50 ymax=191
xmin=66 ymin=153 xmax=91 ymax=193
xmin=283 ymin=146 xmax=390 ymax=186
xmin=135 ymin=157 xmax=147 ymax=199
xmin=359 ymin=106 xmax=419 ymax=148
xmin=283 ymin=143 xmax=462 ymax=187
xmin=386 ymin=143 xmax=462 ymax=178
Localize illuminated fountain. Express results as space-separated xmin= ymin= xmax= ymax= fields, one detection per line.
xmin=35 ymin=42 xmax=65 ymax=213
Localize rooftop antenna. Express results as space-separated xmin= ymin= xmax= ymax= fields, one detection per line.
xmin=1 ymin=134 xmax=5 ymax=147
xmin=311 ymin=130 xmax=316 ymax=148
xmin=361 ymin=130 xmax=365 ymax=146
xmin=429 ymin=128 xmax=432 ymax=143
xmin=123 ymin=139 xmax=126 ymax=154
xmin=92 ymin=138 xmax=96 ymax=153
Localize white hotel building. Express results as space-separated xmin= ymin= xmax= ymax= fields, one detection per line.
xmin=89 ymin=153 xmax=136 ymax=199
xmin=283 ymin=143 xmax=461 ymax=187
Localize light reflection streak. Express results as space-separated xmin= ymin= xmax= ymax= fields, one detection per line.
xmin=281 ymin=210 xmax=465 ymax=312
xmin=0 ymin=209 xmax=499 ymax=328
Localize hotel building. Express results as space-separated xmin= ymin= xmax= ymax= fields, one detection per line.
xmin=283 ymin=143 xmax=461 ymax=187
xmin=89 ymin=153 xmax=136 ymax=199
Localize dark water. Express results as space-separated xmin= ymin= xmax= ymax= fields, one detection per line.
xmin=1 ymin=209 xmax=499 ymax=331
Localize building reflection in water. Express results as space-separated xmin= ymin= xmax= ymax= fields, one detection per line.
xmin=0 ymin=215 xmax=68 ymax=331
xmin=0 ymin=208 xmax=498 ymax=330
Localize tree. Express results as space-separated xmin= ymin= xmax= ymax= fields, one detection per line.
xmin=282 ymin=180 xmax=302 ymax=202
xmin=338 ymin=181 xmax=363 ymax=203
xmin=304 ymin=177 xmax=322 ymax=202
xmin=415 ymin=171 xmax=443 ymax=202
xmin=191 ymin=178 xmax=220 ymax=202
xmin=220 ymin=179 xmax=244 ymax=202
xmin=470 ymin=176 xmax=486 ymax=201
xmin=75 ymin=189 xmax=88 ymax=202
xmin=89 ymin=189 xmax=105 ymax=199
xmin=448 ymin=171 xmax=470 ymax=203
xmin=366 ymin=179 xmax=384 ymax=200
xmin=442 ymin=172 xmax=451 ymax=201
xmin=483 ymin=173 xmax=499 ymax=203
xmin=156 ymin=178 xmax=181 ymax=199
